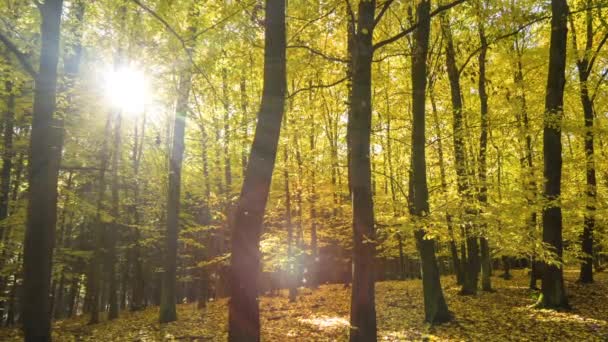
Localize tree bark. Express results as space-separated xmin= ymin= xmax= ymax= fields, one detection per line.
xmin=160 ymin=69 xmax=191 ymax=323
xmin=409 ymin=0 xmax=451 ymax=324
xmin=570 ymin=1 xmax=597 ymax=284
xmin=539 ymin=0 xmax=569 ymax=309
xmin=348 ymin=1 xmax=377 ymax=341
xmin=441 ymin=13 xmax=479 ymax=295
xmin=228 ymin=0 xmax=286 ymax=340
xmin=430 ymin=79 xmax=462 ymax=285
xmin=476 ymin=10 xmax=492 ymax=292
xmin=107 ymin=113 xmax=122 ymax=320
xmin=21 ymin=1 xmax=65 ymax=340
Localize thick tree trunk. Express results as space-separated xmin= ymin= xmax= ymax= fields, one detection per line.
xmin=160 ymin=70 xmax=191 ymax=323
xmin=21 ymin=1 xmax=64 ymax=340
xmin=539 ymin=0 xmax=569 ymax=309
xmin=441 ymin=13 xmax=479 ymax=295
xmin=348 ymin=2 xmax=377 ymax=341
xmin=228 ymin=1 xmax=286 ymax=340
xmin=410 ymin=0 xmax=451 ymax=324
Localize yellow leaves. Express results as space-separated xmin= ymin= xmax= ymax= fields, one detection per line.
xmin=1 ymin=270 xmax=607 ymax=341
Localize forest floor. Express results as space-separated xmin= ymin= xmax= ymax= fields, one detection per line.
xmin=1 ymin=269 xmax=607 ymax=341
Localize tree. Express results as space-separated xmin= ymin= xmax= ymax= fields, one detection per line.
xmin=568 ymin=0 xmax=607 ymax=284
xmin=347 ymin=1 xmax=377 ymax=340
xmin=228 ymin=0 xmax=286 ymax=340
xmin=538 ymin=0 xmax=569 ymax=309
xmin=409 ymin=0 xmax=451 ymax=324
xmin=441 ymin=12 xmax=480 ymax=295
xmin=20 ymin=0 xmax=65 ymax=340
xmin=476 ymin=1 xmax=492 ymax=292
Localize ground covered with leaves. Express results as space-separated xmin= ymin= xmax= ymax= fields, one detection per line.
xmin=2 ymin=270 xmax=607 ymax=341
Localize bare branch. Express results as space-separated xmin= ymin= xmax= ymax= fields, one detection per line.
xmin=587 ymin=31 xmax=608 ymax=74
xmin=287 ymin=76 xmax=348 ymax=99
xmin=457 ymin=14 xmax=550 ymax=75
xmin=0 ymin=30 xmax=37 ymax=78
xmin=129 ymin=0 xmax=226 ymax=107
xmin=344 ymin=0 xmax=356 ymax=37
xmin=591 ymin=68 xmax=608 ymax=103
xmin=287 ymin=44 xmax=348 ymax=63
xmin=373 ymin=0 xmax=466 ymax=51
xmin=374 ymin=0 xmax=394 ymax=28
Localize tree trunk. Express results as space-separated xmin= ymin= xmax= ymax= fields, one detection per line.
xmin=228 ymin=1 xmax=286 ymax=340
xmin=348 ymin=2 xmax=377 ymax=341
xmin=160 ymin=70 xmax=191 ymax=323
xmin=441 ymin=13 xmax=479 ymax=295
xmin=538 ymin=0 xmax=569 ymax=309
xmin=283 ymin=145 xmax=297 ymax=302
xmin=21 ymin=1 xmax=65 ymax=340
xmin=571 ymin=1 xmax=597 ymax=284
xmin=477 ymin=13 xmax=492 ymax=292
xmin=410 ymin=0 xmax=451 ymax=324
xmin=89 ymin=111 xmax=113 ymax=325
xmin=0 ymin=80 xmax=13 ymax=241
xmin=430 ymin=79 xmax=462 ymax=285
xmin=107 ymin=113 xmax=121 ymax=320
xmin=240 ymin=75 xmax=249 ymax=175
xmin=130 ymin=115 xmax=146 ymax=311
xmin=308 ymin=110 xmax=318 ymax=289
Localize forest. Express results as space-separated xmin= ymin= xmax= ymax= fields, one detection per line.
xmin=0 ymin=0 xmax=607 ymax=341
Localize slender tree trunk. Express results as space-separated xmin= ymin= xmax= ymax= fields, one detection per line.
xmin=283 ymin=145 xmax=297 ymax=302
xmin=130 ymin=115 xmax=146 ymax=311
xmin=21 ymin=1 xmax=65 ymax=340
xmin=410 ymin=0 xmax=451 ymax=324
xmin=240 ymin=75 xmax=249 ymax=175
xmin=441 ymin=13 xmax=479 ymax=295
xmin=107 ymin=113 xmax=122 ymax=320
xmin=349 ymin=2 xmax=377 ymax=341
xmin=477 ymin=13 xmax=492 ymax=292
xmin=89 ymin=113 xmax=113 ymax=325
xmin=538 ymin=0 xmax=569 ymax=309
xmin=228 ymin=1 xmax=286 ymax=340
xmin=160 ymin=69 xmax=191 ymax=323
xmin=0 ymin=80 xmax=14 ymax=241
xmin=223 ymin=68 xmax=232 ymax=192
xmin=570 ymin=2 xmax=597 ymax=284
xmin=430 ymin=81 xmax=462 ymax=285
xmin=308 ymin=111 xmax=318 ymax=289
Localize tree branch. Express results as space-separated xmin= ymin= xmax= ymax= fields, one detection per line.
xmin=457 ymin=14 xmax=550 ymax=75
xmin=587 ymin=31 xmax=608 ymax=74
xmin=287 ymin=76 xmax=348 ymax=99
xmin=129 ymin=0 xmax=226 ymax=108
xmin=373 ymin=0 xmax=466 ymax=51
xmin=0 ymin=30 xmax=37 ymax=78
xmin=591 ymin=67 xmax=608 ymax=103
xmin=374 ymin=0 xmax=394 ymax=28
xmin=344 ymin=0 xmax=356 ymax=36
xmin=287 ymin=44 xmax=348 ymax=63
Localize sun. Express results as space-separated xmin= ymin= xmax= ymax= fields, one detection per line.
xmin=103 ymin=66 xmax=148 ymax=114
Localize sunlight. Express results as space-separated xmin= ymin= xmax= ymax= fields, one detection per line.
xmin=299 ymin=316 xmax=350 ymax=330
xmin=103 ymin=66 xmax=148 ymax=114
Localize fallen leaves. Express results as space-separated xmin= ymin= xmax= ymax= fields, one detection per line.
xmin=1 ymin=269 xmax=606 ymax=341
